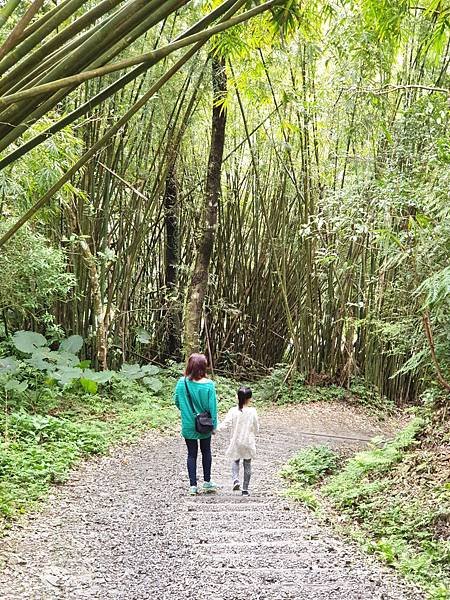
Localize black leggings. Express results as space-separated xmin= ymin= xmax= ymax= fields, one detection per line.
xmin=185 ymin=437 xmax=212 ymax=486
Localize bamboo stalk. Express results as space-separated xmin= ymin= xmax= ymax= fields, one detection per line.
xmin=0 ymin=0 xmax=257 ymax=156
xmin=0 ymin=0 xmax=45 ymax=60
xmin=0 ymin=0 xmax=125 ymax=86
xmin=0 ymin=1 xmax=278 ymax=108
xmin=0 ymin=0 xmax=90 ymax=76
xmin=0 ymin=0 xmax=22 ymax=30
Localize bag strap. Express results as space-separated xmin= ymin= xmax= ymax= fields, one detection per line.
xmin=184 ymin=377 xmax=199 ymax=416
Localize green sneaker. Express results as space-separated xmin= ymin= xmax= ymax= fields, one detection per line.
xmin=189 ymin=486 xmax=198 ymax=495
xmin=202 ymin=481 xmax=220 ymax=493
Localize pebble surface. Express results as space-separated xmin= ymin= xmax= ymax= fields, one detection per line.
xmin=0 ymin=402 xmax=424 ymax=600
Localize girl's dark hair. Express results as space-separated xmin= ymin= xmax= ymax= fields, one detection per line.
xmin=185 ymin=353 xmax=208 ymax=381
xmin=237 ymin=386 xmax=252 ymax=411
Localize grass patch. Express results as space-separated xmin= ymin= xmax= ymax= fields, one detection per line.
xmin=280 ymin=445 xmax=339 ymax=485
xmin=0 ymin=373 xmax=179 ymax=528
xmin=280 ymin=415 xmax=450 ymax=598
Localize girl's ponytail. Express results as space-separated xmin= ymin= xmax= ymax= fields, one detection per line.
xmin=237 ymin=386 xmax=252 ymax=411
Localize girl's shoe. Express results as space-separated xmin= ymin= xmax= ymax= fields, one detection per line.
xmin=242 ymin=490 xmax=249 ymax=496
xmin=189 ymin=486 xmax=198 ymax=495
xmin=202 ymin=481 xmax=220 ymax=493
xmin=233 ymin=480 xmax=240 ymax=491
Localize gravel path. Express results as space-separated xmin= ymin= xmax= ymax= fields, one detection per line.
xmin=0 ymin=402 xmax=424 ymax=600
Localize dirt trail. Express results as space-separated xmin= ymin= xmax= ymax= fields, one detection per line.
xmin=0 ymin=402 xmax=423 ymax=599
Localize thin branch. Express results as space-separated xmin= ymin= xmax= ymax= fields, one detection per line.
xmin=98 ymin=161 xmax=151 ymax=202
xmin=347 ymin=84 xmax=449 ymax=96
xmin=422 ymin=312 xmax=450 ymax=392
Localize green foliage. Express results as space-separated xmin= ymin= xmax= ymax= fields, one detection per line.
xmin=253 ymin=366 xmax=346 ymax=404
xmin=323 ymin=418 xmax=425 ymax=506
xmin=0 ymin=117 xmax=83 ymax=213
xmin=281 ymin=414 xmax=450 ymax=595
xmin=0 ymin=366 xmax=178 ymax=525
xmin=251 ymin=368 xmax=392 ymax=415
xmin=417 ymin=267 xmax=450 ymax=311
xmin=59 ymin=335 xmax=84 ymax=354
xmin=269 ymin=0 xmax=305 ymax=38
xmin=280 ymin=445 xmax=339 ymax=485
xmin=215 ymin=374 xmax=245 ymax=410
xmin=12 ymin=331 xmax=47 ymax=354
xmin=0 ymin=442 xmax=80 ymax=517
xmin=0 ymin=222 xmax=74 ymax=320
xmin=0 ymin=330 xmax=164 ymax=400
xmin=0 ymin=412 xmax=108 ymax=519
xmin=284 ymin=484 xmax=319 ymax=509
xmin=0 ymin=329 xmax=172 ymax=523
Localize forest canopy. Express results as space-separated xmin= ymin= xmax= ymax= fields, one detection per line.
xmin=0 ymin=0 xmax=449 ymax=402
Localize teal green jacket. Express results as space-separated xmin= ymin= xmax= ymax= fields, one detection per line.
xmin=174 ymin=377 xmax=218 ymax=440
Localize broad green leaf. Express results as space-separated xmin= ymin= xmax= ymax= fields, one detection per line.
xmin=141 ymin=364 xmax=160 ymax=376
xmin=415 ymin=213 xmax=432 ymax=228
xmin=13 ymin=331 xmax=47 ymax=354
xmin=53 ymin=366 xmax=82 ymax=386
xmin=80 ymin=378 xmax=98 ymax=394
xmin=77 ymin=360 xmax=91 ymax=369
xmin=0 ymin=356 xmax=20 ymax=375
xmin=82 ymin=369 xmax=114 ymax=384
xmin=120 ymin=363 xmax=144 ymax=380
xmin=4 ymin=379 xmax=28 ymax=392
xmin=143 ymin=377 xmax=163 ymax=393
xmin=33 ymin=348 xmax=54 ymax=359
xmin=26 ymin=352 xmax=52 ymax=371
xmin=55 ymin=351 xmax=80 ymax=367
xmin=59 ymin=335 xmax=83 ymax=354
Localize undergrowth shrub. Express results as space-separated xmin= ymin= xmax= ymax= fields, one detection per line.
xmin=281 ymin=415 xmax=450 ymax=597
xmin=323 ymin=417 xmax=425 ymax=507
xmin=0 ymin=340 xmax=179 ymax=527
xmin=254 ymin=366 xmax=392 ymax=414
xmin=280 ymin=445 xmax=339 ymax=485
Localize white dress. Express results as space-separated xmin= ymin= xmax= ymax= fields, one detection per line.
xmin=218 ymin=406 xmax=259 ymax=461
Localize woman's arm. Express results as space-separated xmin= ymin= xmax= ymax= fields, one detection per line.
xmin=173 ymin=379 xmax=181 ymax=410
xmin=208 ymin=384 xmax=218 ymax=429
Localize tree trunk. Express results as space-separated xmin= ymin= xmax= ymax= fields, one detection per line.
xmin=164 ymin=160 xmax=182 ymax=359
xmin=184 ymin=56 xmax=227 ymax=356
xmin=66 ymin=203 xmax=108 ymax=370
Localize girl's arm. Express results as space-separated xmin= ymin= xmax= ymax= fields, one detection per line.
xmin=254 ymin=410 xmax=260 ymax=434
xmin=217 ymin=408 xmax=233 ymax=431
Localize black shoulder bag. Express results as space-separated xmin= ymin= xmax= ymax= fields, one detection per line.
xmin=184 ymin=377 xmax=214 ymax=434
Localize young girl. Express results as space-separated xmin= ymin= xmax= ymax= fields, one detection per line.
xmin=218 ymin=386 xmax=259 ymax=496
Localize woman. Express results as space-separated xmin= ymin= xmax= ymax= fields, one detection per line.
xmin=174 ymin=353 xmax=219 ymax=495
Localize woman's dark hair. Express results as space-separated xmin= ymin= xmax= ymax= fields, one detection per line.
xmin=185 ymin=353 xmax=208 ymax=381
xmin=237 ymin=386 xmax=252 ymax=411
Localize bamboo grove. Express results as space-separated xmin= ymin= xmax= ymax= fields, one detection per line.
xmin=0 ymin=0 xmax=449 ymax=402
